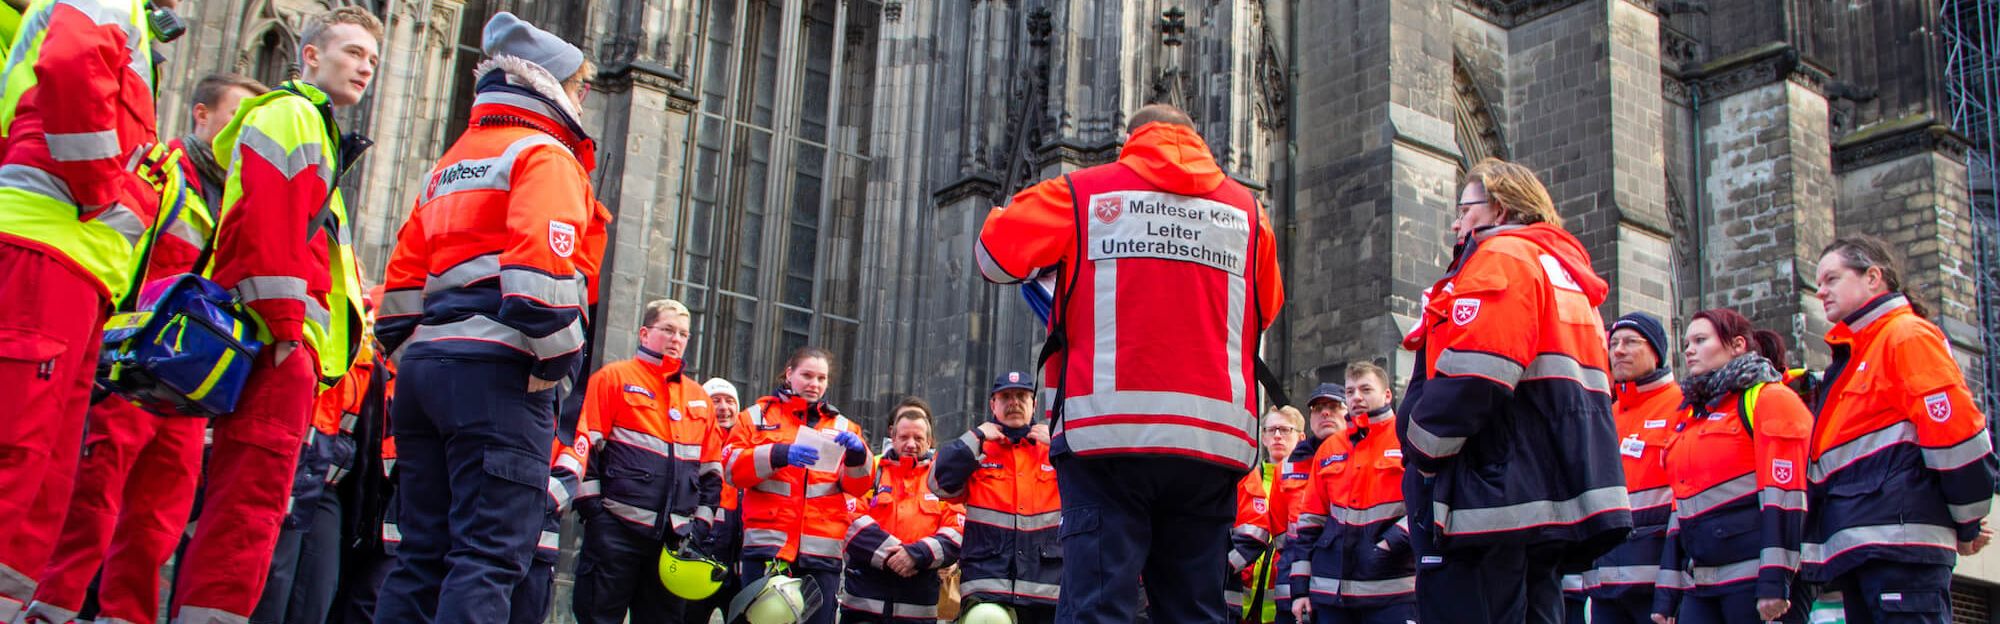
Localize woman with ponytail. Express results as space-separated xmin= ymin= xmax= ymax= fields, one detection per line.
xmin=1804 ymin=235 xmax=1996 ymax=624
xmin=1651 ymin=309 xmax=1811 ymax=624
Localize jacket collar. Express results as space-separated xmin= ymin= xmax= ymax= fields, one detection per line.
xmin=1615 ymin=368 xmax=1675 ymax=397
xmin=1835 ymin=293 xmax=1909 ymax=337
xmin=633 ymin=346 xmax=682 ymax=379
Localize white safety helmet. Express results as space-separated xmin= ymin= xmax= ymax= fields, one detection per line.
xmin=726 ymin=574 xmax=823 ymax=624
xmin=959 ymin=602 xmax=1017 ymax=624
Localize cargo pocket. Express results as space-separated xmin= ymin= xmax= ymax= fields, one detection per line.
xmin=1878 ymin=588 xmax=1946 ymax=618
xmin=0 ymin=327 xmax=67 ymax=417
xmin=1058 ymin=506 xmax=1100 ymax=577
xmin=484 ymin=446 xmax=548 ymax=491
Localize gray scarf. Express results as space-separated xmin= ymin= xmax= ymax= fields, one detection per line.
xmin=1680 ymin=352 xmax=1781 ymax=410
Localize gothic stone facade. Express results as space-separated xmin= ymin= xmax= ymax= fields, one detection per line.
xmin=152 ymin=0 xmax=1986 ymax=619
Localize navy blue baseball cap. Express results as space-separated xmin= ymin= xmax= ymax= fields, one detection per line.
xmin=1307 ymin=382 xmax=1346 ymax=406
xmin=991 ymin=371 xmax=1034 ymax=395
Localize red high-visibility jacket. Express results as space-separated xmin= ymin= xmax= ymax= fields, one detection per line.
xmin=1654 ymin=375 xmax=1810 ymax=617
xmin=1585 ymin=371 xmax=1682 ymax=599
xmin=1805 ymin=293 xmax=1997 ymax=582
xmin=974 ymin=122 xmax=1283 ymax=471
xmin=1286 ymin=409 xmax=1414 ymax=608
xmin=725 ymin=392 xmax=873 ymax=571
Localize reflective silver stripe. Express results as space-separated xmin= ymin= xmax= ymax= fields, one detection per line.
xmin=1439 ymin=485 xmax=1629 ymax=535
xmin=1308 ymin=575 xmax=1417 ymax=597
xmin=1274 ymin=584 xmax=1291 ymax=599
xmin=752 ymin=481 xmax=793 ymax=497
xmin=46 ymin=129 xmax=120 ymax=162
xmin=547 ymin=475 xmax=572 ymax=511
xmin=938 ymin=527 xmax=963 ymax=544
xmin=700 ymin=461 xmax=724 ymax=479
xmin=1562 ymin=574 xmax=1584 ymax=592
xmin=1689 ymin=557 xmax=1759 ymax=586
xmin=669 ymin=513 xmax=691 ymax=530
xmin=1225 ymin=589 xmax=1244 ymax=608
xmin=555 ymin=454 xmax=584 ymax=476
xmin=1810 ymin=422 xmax=1915 ymax=482
xmin=0 ymin=164 xmax=74 ymax=203
xmin=1433 ymin=349 xmax=1525 ymax=388
xmin=94 ymin=203 xmax=147 ymax=246
xmin=576 ymin=480 xmax=601 ymax=497
xmin=0 ymin=562 xmax=32 ymax=601
xmin=1802 ymin=523 xmax=1958 ymax=565
xmin=421 ymin=134 xmax=564 ymax=202
xmin=744 ymin=528 xmax=789 ymax=549
xmin=675 ymin=443 xmax=707 ymax=461
xmin=1234 ymin=523 xmax=1272 ymax=544
xmin=694 ymin=506 xmax=718 ymax=524
xmin=838 ymin=591 xmax=886 ymax=615
xmin=1586 ymin=564 xmax=1659 ymax=586
xmin=1762 ymin=546 xmax=1801 ymax=570
xmin=166 ymin=213 xmax=208 ymax=248
xmin=1629 ymin=485 xmax=1674 ymax=511
xmin=846 ymin=515 xmax=879 ymax=542
xmin=1329 ymin=501 xmax=1406 ymax=526
xmin=1523 ymin=353 xmax=1612 ymax=394
xmin=383 ymin=521 xmax=403 ymax=543
xmin=175 ymin=605 xmax=252 ymax=624
xmin=233 ymin=276 xmax=332 ymax=328
xmin=408 ymin=315 xmax=584 ymax=360
xmin=1760 ymin=486 xmax=1807 ymax=511
xmin=752 ymin=445 xmax=778 ymax=480
xmin=378 ymin=289 xmax=424 ymax=319
xmin=1291 ymin=560 xmax=1311 ymax=577
xmin=1226 ymin=549 xmax=1250 ymax=572
xmin=1405 ymin=417 xmax=1466 ymax=459
xmin=912 ymin=536 xmax=946 ymax=563
xmin=1676 ymin=474 xmax=1756 ymax=519
xmin=871 ymin=534 xmax=904 ymax=569
xmin=1090 ymin=260 xmax=1118 ymax=394
xmin=1656 ymin=568 xmax=1693 ymax=590
xmin=1951 ymin=499 xmax=1992 ymax=524
xmin=974 ymin=242 xmax=1021 ymax=282
xmin=338 ymin=412 xmax=358 ymax=434
xmin=805 ymin=482 xmax=840 ymax=498
xmin=383 ymin=457 xmax=397 ymax=476
xmin=603 ymin=499 xmax=659 ymax=527
xmin=966 ymin=507 xmax=1063 ymax=531
xmin=236 ymin=124 xmax=333 ymax=188
xmin=800 ymin=534 xmax=843 ymax=558
xmin=538 ymin=530 xmax=561 ymax=550
xmin=890 ymin=603 xmax=938 ymax=619
xmin=426 ymin=254 xmax=502 ymax=294
xmin=500 ymin=266 xmax=584 ymax=308
xmin=1924 ymin=433 xmax=1994 ymax=472
xmin=326 ymin=465 xmax=349 ymax=485
xmin=844 ymin=459 xmax=872 ymax=479
xmin=1060 ymin=418 xmax=1256 ymax=464
xmin=611 ymin=427 xmax=673 ymax=456
xmin=1293 ymin=513 xmax=1328 ymax=530
xmin=958 ymin=578 xmax=1061 ymax=600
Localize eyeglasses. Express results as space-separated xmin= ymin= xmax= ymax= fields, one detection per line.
xmin=1261 ymin=426 xmax=1300 ymax=436
xmin=1456 ymin=200 xmax=1490 ymax=207
xmin=1608 ymin=337 xmax=1651 ymax=350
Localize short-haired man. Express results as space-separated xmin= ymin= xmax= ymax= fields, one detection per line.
xmin=1585 ymin=312 xmax=1680 ymax=624
xmin=20 ymin=72 xmax=264 ymax=624
xmin=930 ymin=372 xmax=1062 ymax=623
xmin=842 ymin=398 xmax=965 ymax=623
xmin=1290 ymin=361 xmax=1415 ymax=624
xmin=568 ymin=299 xmax=723 ymax=623
xmin=173 ymin=8 xmax=381 ymax=622
xmin=1295 ymin=383 xmax=1349 ymax=462
xmin=1227 ymin=404 xmax=1309 ymax=622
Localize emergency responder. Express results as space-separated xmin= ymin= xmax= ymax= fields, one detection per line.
xmin=568 ymin=299 xmax=724 ymax=623
xmin=929 ymin=371 xmax=1062 ymax=624
xmin=0 ymin=0 xmax=188 ymax=616
xmin=1585 ymin=312 xmax=1680 ymax=624
xmin=516 ymin=379 xmax=592 ymax=624
xmin=726 ymin=347 xmax=874 ymax=624
xmin=1228 ymin=404 xmax=1308 ymax=623
xmin=1651 ymin=309 xmax=1810 ymax=624
xmin=169 ymin=9 xmax=379 ymax=623
xmin=371 ymin=11 xmax=601 ymax=623
xmin=1292 ymin=384 xmax=1348 ymax=463
xmin=841 ymin=397 xmax=966 ymax=623
xmin=1805 ymin=235 xmax=1997 ymax=624
xmin=973 ymin=103 xmax=1284 ymax=623
xmin=18 ymin=72 xmax=262 ymax=624
xmin=1399 ymin=158 xmax=1631 ymax=623
xmin=255 ymin=339 xmax=375 ymax=624
xmin=1289 ymin=361 xmax=1415 ymax=624
xmin=685 ymin=376 xmax=746 ymax=623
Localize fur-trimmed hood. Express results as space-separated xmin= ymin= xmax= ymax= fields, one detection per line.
xmin=475 ymin=54 xmax=583 ymax=124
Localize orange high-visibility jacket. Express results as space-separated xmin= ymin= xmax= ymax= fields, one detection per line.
xmin=725 ymin=392 xmax=873 ymax=570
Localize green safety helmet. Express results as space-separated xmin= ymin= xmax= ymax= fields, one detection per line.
xmin=657 ymin=545 xmax=727 ymax=600
xmin=960 ymin=602 xmax=1017 ymax=624
xmin=726 ymin=574 xmax=823 ymax=624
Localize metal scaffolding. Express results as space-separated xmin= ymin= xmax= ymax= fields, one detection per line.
xmin=1941 ymin=0 xmax=1999 ymax=416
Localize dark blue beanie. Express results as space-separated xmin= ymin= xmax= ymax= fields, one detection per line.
xmin=1610 ymin=312 xmax=1670 ymax=369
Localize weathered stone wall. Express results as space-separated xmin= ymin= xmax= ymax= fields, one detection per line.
xmin=1837 ymin=149 xmax=1987 ymax=383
